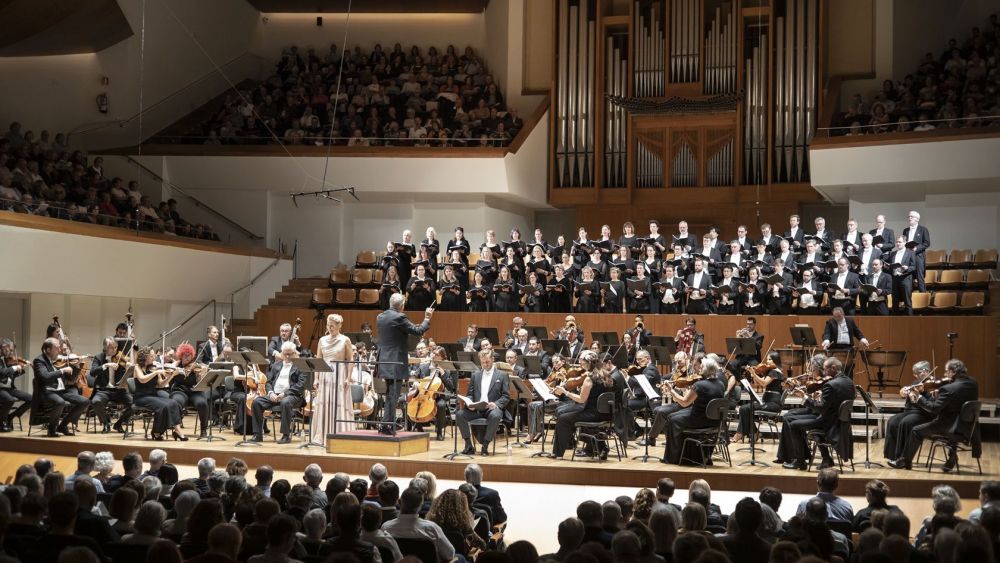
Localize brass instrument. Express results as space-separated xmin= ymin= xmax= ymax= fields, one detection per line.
xmin=676 ymin=325 xmax=696 ymax=355
xmin=736 ymin=327 xmax=753 ymax=339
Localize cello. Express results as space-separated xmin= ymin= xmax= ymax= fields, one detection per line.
xmin=406 ymin=365 xmax=444 ymax=424
xmin=244 ymin=363 xmax=268 ymax=416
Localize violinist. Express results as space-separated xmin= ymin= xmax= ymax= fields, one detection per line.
xmin=731 ymin=352 xmax=784 ymax=444
xmin=551 ymin=350 xmax=614 ymax=459
xmin=883 ymin=361 xmax=935 ymax=464
xmin=0 ymin=338 xmax=32 ymax=432
xmin=169 ymin=343 xmax=211 ymax=439
xmin=637 ymin=351 xmax=696 ymax=448
xmin=621 ymin=332 xmax=637 ymax=366
xmin=457 ymin=349 xmax=510 ymax=456
xmin=775 ymin=354 xmax=826 ymax=460
xmin=525 ymin=353 xmax=570 ymax=444
xmin=437 ymin=264 xmax=467 ymax=312
xmin=33 ymin=337 xmax=90 ymax=437
xmin=409 ymin=346 xmax=457 ymax=440
xmin=113 ymin=323 xmax=129 ymax=338
xmin=625 ymin=350 xmax=660 ymax=438
xmin=132 ymin=346 xmax=185 ymax=441
xmin=890 ymin=358 xmax=979 ymax=472
xmin=663 ymin=357 xmax=726 ymax=465
xmin=251 ymin=342 xmax=305 ymax=444
xmin=90 ymin=337 xmax=134 ymax=434
xmin=778 ymin=357 xmax=855 ymax=471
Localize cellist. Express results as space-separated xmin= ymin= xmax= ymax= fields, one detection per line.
xmin=407 ymin=346 xmax=456 ymax=440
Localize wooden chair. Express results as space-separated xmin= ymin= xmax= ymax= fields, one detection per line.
xmin=310 ymin=288 xmax=333 ymax=309
xmin=937 ymin=269 xmax=964 ymax=288
xmin=972 ymin=248 xmax=998 ymax=269
xmin=929 ymin=291 xmax=957 ymax=314
xmin=373 ymin=269 xmax=384 ymax=283
xmin=911 ymin=292 xmax=931 ymax=313
xmin=355 ymin=250 xmax=378 ymax=268
xmin=328 ymin=268 xmax=351 ymax=287
xmin=948 ymin=249 xmax=973 ymax=269
xmin=924 ymin=270 xmax=939 ymax=289
xmin=957 ymin=291 xmax=985 ymax=314
xmin=335 ymin=288 xmax=357 ymax=306
xmin=351 ymin=268 xmax=374 ymax=285
xmin=468 ymin=251 xmax=480 ymax=264
xmin=965 ymin=269 xmax=991 ymax=288
xmin=357 ymin=289 xmax=380 ymax=308
xmin=924 ymin=249 xmax=947 ymax=270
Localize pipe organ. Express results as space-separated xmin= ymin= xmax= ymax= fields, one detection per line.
xmin=550 ymin=0 xmax=824 ymax=196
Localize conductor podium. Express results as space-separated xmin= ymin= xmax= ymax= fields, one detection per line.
xmin=326 ymin=430 xmax=430 ymax=457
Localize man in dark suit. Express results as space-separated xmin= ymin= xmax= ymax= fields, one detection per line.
xmin=780 ymin=357 xmax=856 ymax=470
xmin=464 ymin=463 xmax=508 ymax=524
xmin=869 ymin=214 xmax=895 ymax=254
xmin=821 ymin=307 xmax=870 ymax=351
xmin=561 ymin=327 xmax=585 ymax=362
xmin=251 ymin=342 xmax=305 ymax=443
xmin=626 ymin=349 xmax=659 ymax=438
xmin=267 ymin=322 xmax=309 ymax=362
xmin=0 ymin=339 xmax=33 ymax=432
xmin=862 ymin=259 xmax=893 ymax=316
xmin=377 ymin=293 xmax=432 ymax=436
xmin=785 ymin=214 xmax=806 ymax=250
xmin=857 ymin=233 xmax=883 ymax=276
xmin=685 ymin=258 xmax=713 ymax=314
xmin=523 ymin=337 xmax=551 ymax=378
xmin=827 ymin=258 xmax=862 ymax=315
xmin=32 ymin=338 xmax=89 ymax=437
xmin=89 ymin=337 xmax=133 ymax=434
xmin=891 ymin=358 xmax=979 ymax=472
xmin=457 ymin=324 xmax=481 ymax=353
xmin=902 ymin=211 xmax=931 ymax=291
xmin=812 ymin=217 xmax=836 ymax=252
xmin=457 ymin=349 xmax=510 ymax=456
xmin=887 ymin=235 xmax=918 ymax=315
xmin=765 ymin=259 xmax=795 ymax=315
xmin=197 ymin=325 xmax=226 ymax=364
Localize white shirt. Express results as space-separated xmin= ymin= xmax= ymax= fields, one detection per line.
xmin=274 ymin=362 xmax=292 ymax=394
xmin=893 ymin=249 xmax=904 ymax=264
xmin=381 ymin=514 xmax=455 ymax=560
xmin=861 ymin=249 xmax=873 ymax=272
xmin=209 ymin=341 xmax=219 ymax=360
xmin=846 ymin=231 xmax=858 ymax=245
xmin=907 ymin=225 xmax=917 ymax=242
xmin=779 ymin=251 xmax=792 ymax=263
xmin=790 ymin=227 xmax=799 ymax=237
xmin=661 ymin=277 xmax=677 ymax=303
xmin=478 ymin=367 xmax=495 ymax=403
xmin=870 ymin=272 xmax=884 ymax=301
xmin=692 ymin=272 xmax=705 ymax=294
xmin=836 ymin=272 xmax=849 ymax=288
xmin=837 ymin=321 xmax=850 ymax=345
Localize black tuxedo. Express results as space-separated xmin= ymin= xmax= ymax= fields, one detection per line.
xmin=828 ymin=270 xmax=862 ymax=315
xmin=857 ymin=247 xmax=883 ymax=275
xmin=869 ymin=227 xmax=896 ymax=253
xmin=793 ymin=280 xmax=822 ymax=315
xmin=862 ymin=270 xmax=893 ymax=316
xmin=32 ymin=354 xmax=89 ymax=431
xmin=784 ymin=227 xmax=806 ymax=249
xmin=765 ymin=270 xmax=795 ymax=315
xmin=458 ymin=336 xmax=481 ymax=353
xmin=902 ymin=225 xmax=931 ymax=290
xmin=813 ymin=230 xmax=836 ymax=251
xmin=457 ymin=367 xmax=511 ymax=448
xmin=685 ymin=271 xmax=713 ymax=314
xmin=901 ymin=376 xmax=979 ymax=464
xmin=197 ymin=340 xmax=223 ymax=364
xmin=0 ymin=357 xmax=31 ymax=425
xmin=777 ymin=374 xmax=855 ymax=463
xmin=267 ymin=336 xmax=309 ymax=361
xmin=252 ymin=362 xmax=305 ymax=437
xmin=89 ymin=351 xmax=133 ymax=428
xmin=377 ymin=308 xmax=430 ymax=431
xmin=654 ymin=276 xmax=686 ymax=314
xmin=822 ymin=317 xmax=865 ymax=349
xmin=887 ymin=249 xmax=917 ymax=315
xmin=562 ymin=339 xmax=585 ymax=362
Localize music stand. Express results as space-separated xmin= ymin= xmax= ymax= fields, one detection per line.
xmin=631 ymin=376 xmax=661 ymax=462
xmin=441 ymin=343 xmax=461 ymax=361
xmin=113 ymin=338 xmax=134 ymax=356
xmin=855 ymin=385 xmax=885 ymax=469
xmin=509 ymin=376 xmax=533 ymax=448
xmin=452 ymin=361 xmax=480 ymax=374
xmin=647 ymin=336 xmax=676 ymax=350
xmin=726 ymin=338 xmax=758 ymax=357
xmin=225 ymin=351 xmax=268 ymax=447
xmin=789 ymin=325 xmax=817 ymax=347
xmin=194 ymin=370 xmax=230 ymax=442
xmin=646 ymin=346 xmax=674 ymax=368
xmin=236 ymin=336 xmax=268 ymax=358
xmin=521 ymin=355 xmax=543 ymax=377
xmin=455 ymin=351 xmax=479 ymax=367
xmin=608 ymin=345 xmax=629 ymax=369
xmin=290 ymin=357 xmax=332 ymax=449
xmin=344 ymin=332 xmax=373 ymax=348
xmin=525 ymin=326 xmax=548 ymax=340
xmin=736 ymin=379 xmax=769 ymax=466
xmin=528 ymin=378 xmax=558 ymax=459
xmin=475 ymin=327 xmax=499 ymax=346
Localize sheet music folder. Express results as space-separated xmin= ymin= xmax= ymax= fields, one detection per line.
xmin=528 ymin=378 xmax=557 ymax=402
xmin=633 ymin=374 xmax=660 ymax=401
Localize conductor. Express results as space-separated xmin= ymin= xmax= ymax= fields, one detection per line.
xmin=377 ymin=293 xmax=433 ymax=436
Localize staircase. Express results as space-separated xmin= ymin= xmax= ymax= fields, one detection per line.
xmin=228 ymin=277 xmax=327 ymax=338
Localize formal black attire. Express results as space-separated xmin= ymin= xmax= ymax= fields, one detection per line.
xmin=714 ymin=277 xmax=739 ymax=315
xmin=447 ymin=238 xmax=472 ymax=266
xmin=602 ymin=279 xmax=626 ymax=313
xmin=133 ymin=367 xmax=182 ymax=436
xmin=736 ymin=368 xmax=784 ymax=437
xmin=887 ymin=248 xmax=917 ymax=315
xmin=827 ymin=270 xmax=862 ymax=315
xmin=552 ymin=377 xmax=610 ymax=457
xmin=523 ymin=280 xmax=546 ymax=312
xmin=396 ymin=242 xmax=416 ymax=287
xmin=627 ymin=364 xmax=659 ymax=436
xmin=664 ymin=376 xmax=726 ymax=464
xmin=862 ymin=270 xmax=892 ymax=316
xmin=586 ymin=260 xmax=608 ymax=282
xmin=32 ymin=354 xmax=89 ymax=432
xmin=793 ymin=280 xmax=823 ymax=315
xmin=574 ymin=279 xmax=601 ymax=313
xmin=378 ymin=280 xmax=402 ymax=310
xmin=251 ymin=361 xmax=305 ymax=437
xmin=416 ymin=364 xmax=457 ymax=434
xmin=883 ymin=392 xmax=933 ymax=461
xmin=376 ymin=308 xmax=430 ymax=433
xmin=0 ymin=357 xmax=31 ymax=424
xmin=468 ymin=284 xmax=492 ymax=312
xmin=900 ymin=376 xmax=979 ymax=465
xmin=685 ymin=271 xmax=713 ymax=314
xmin=437 ymin=279 xmax=466 ymax=311
xmin=902 ymin=225 xmax=930 ymax=291
xmin=627 ymin=276 xmax=652 ymax=313
xmin=169 ymin=363 xmax=211 ymax=434
xmin=492 ymin=279 xmax=519 ymax=312
xmin=526 ymin=258 xmax=552 ymax=286
xmin=89 ymin=352 xmax=133 ymax=429
xmin=457 ymin=366 xmax=510 ymax=449
xmin=822 ymin=316 xmax=866 ymax=349
xmin=405 ymin=276 xmax=435 ymax=311
xmin=776 ymin=373 xmax=855 ymax=464
xmin=267 ymin=336 xmax=309 ymax=360
xmin=784 ymin=226 xmax=806 ymax=250
xmin=546 ymin=276 xmax=572 ymax=312
xmin=869 ymin=227 xmax=895 ymax=253
xmin=739 ymin=280 xmax=766 ymax=315
xmin=655 ymin=276 xmax=686 ymax=314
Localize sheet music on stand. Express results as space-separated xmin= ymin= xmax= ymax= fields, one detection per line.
xmin=528 ymin=378 xmax=558 ymax=403
xmin=116 ymin=366 xmax=136 ymax=389
xmin=633 ymin=374 xmax=660 ymax=402
xmin=740 ymin=379 xmax=764 ymax=405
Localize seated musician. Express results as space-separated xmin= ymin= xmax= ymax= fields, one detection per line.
xmin=821 ymin=307 xmax=870 ymax=351
xmin=792 ymin=269 xmax=822 ymax=315
xmin=503 ymin=317 xmax=526 ymax=349
xmin=550 ymin=350 xmax=614 ymax=459
xmin=268 ymin=322 xmax=308 ymax=362
xmin=32 ymin=338 xmax=90 ymax=437
xmin=773 ymin=353 xmax=824 ymax=465
xmin=883 ymin=361 xmax=934 ymax=464
xmin=663 ymin=356 xmax=726 ymax=465
xmin=862 ymin=258 xmax=892 ymax=316
xmin=457 ymin=349 xmax=510 ymax=456
xmin=890 ymin=359 xmax=979 ymax=472
xmin=827 ymin=258 xmax=862 ymax=315
xmin=0 ymin=338 xmax=32 ymax=432
xmin=169 ymin=343 xmax=211 ymax=438
xmin=777 ymin=357 xmax=855 ymax=470
xmin=409 ymin=346 xmax=457 ymax=441
xmin=132 ymin=347 xmax=186 ymax=441
xmin=525 ymin=353 xmax=570 ymax=444
xmin=90 ymin=337 xmax=133 ymax=433
xmin=637 ymin=351 xmax=694 ymax=447
xmin=560 ymin=326 xmax=585 ymax=362
xmin=523 ymin=336 xmax=551 ymax=378
xmin=458 ymin=324 xmax=481 ymax=353
xmin=197 ymin=325 xmax=227 ymax=364
xmin=350 ymin=343 xmax=375 ymax=423
xmin=626 ymin=350 xmax=660 ymax=439
xmin=251 ymin=342 xmax=305 ymax=444
xmin=731 ymin=351 xmax=785 ymax=444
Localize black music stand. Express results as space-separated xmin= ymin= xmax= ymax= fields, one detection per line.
xmin=236 ymin=336 xmax=267 ymax=358
xmin=521 ymin=355 xmax=543 ymax=377
xmin=646 ymin=346 xmax=675 ymax=368
xmin=789 ymin=325 xmax=817 ymax=347
xmin=290 ymin=357 xmax=332 ymax=449
xmin=855 ymin=385 xmax=885 ymax=469
xmin=525 ymin=326 xmax=548 ymax=340
xmin=528 ymin=378 xmax=558 ymax=459
xmin=476 ymin=327 xmax=499 ymax=346
xmin=647 ymin=336 xmax=676 ymax=349
xmin=195 ymin=370 xmax=229 ymax=442
xmin=509 ymin=376 xmax=533 ymax=449
xmin=736 ymin=379 xmax=769 ymax=466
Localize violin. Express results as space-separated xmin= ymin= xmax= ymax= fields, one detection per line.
xmin=623 ymin=364 xmax=644 ymax=376
xmin=559 ymin=366 xmax=588 ymax=391
xmin=904 ymin=376 xmax=953 ymax=394
xmin=3 ymin=356 xmax=29 ymax=367
xmin=748 ymin=358 xmax=777 ymax=378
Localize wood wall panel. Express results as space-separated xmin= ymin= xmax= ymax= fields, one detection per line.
xmin=259 ymin=309 xmax=997 ymax=397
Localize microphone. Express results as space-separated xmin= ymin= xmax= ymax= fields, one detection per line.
xmin=348 ymin=186 xmax=359 ymax=201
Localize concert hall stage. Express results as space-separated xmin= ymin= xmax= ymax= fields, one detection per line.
xmin=3 ymin=423 xmax=993 ymax=498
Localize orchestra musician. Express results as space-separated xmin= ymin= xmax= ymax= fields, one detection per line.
xmin=268 ymin=322 xmax=308 ymax=361
xmin=525 ymin=353 xmax=570 ymax=444
xmin=731 ymin=351 xmax=784 ymax=444
xmin=637 ymin=351 xmax=693 ymax=447
xmin=197 ymin=326 xmax=228 ymax=364
xmin=902 ymin=211 xmax=931 ymax=292
xmin=630 ymin=315 xmax=651 ymax=349
xmin=509 ymin=329 xmax=530 ymax=356
xmin=458 ymin=348 xmax=510 ymax=456
xmin=410 ymin=346 xmax=457 ymax=440
xmin=251 ymin=342 xmax=305 ymax=444
xmin=821 ymin=307 xmax=870 ymax=351
xmin=731 ymin=317 xmax=764 ymax=375
xmin=675 ymin=317 xmax=702 ymax=356
xmin=551 ymin=350 xmax=613 ymax=459
xmin=655 ymin=263 xmax=685 ymax=314
xmin=560 ymin=326 xmax=585 ymax=362
xmin=625 ymin=350 xmax=659 ymax=438
xmin=888 ymin=235 xmax=917 ymax=315
xmin=685 ymin=258 xmax=712 ymax=314
xmin=862 ymin=259 xmax=893 ymax=316
xmin=503 ymin=317 xmax=526 ymax=349
xmin=90 ymin=337 xmax=133 ymax=434
xmin=772 ymin=353 xmax=825 ymax=466
xmin=890 ymin=358 xmax=978 ymax=472
xmin=883 ymin=361 xmax=935 ymax=464
xmin=458 ymin=324 xmax=481 ymax=353
xmin=169 ymin=343 xmax=211 ymax=438
xmin=132 ymin=346 xmax=185 ymax=441
xmin=0 ymin=338 xmax=32 ymax=432
xmin=663 ymin=356 xmax=726 ymax=465
xmin=524 ymin=337 xmax=551 ymax=377
xmin=33 ymin=338 xmax=90 ymax=437
xmin=778 ymin=356 xmax=855 ymax=470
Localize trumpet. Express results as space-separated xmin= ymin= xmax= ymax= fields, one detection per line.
xmin=736 ymin=327 xmax=754 ymax=338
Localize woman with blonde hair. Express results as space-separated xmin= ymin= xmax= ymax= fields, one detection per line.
xmin=415 ymin=470 xmax=438 ymax=500
xmin=316 ymin=313 xmax=354 ymax=436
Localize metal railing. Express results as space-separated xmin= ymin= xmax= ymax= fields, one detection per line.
xmin=145 ymin=299 xmax=217 ymax=348
xmin=230 ymin=255 xmax=286 ymax=321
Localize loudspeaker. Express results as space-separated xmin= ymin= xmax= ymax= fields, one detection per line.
xmin=316 ymin=16 xmax=323 ymax=26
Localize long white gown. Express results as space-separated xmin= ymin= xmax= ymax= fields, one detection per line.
xmin=314 ymin=333 xmax=354 ymax=437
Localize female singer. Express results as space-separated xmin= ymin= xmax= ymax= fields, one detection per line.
xmin=740 ymin=267 xmax=765 ymax=315
xmin=559 ymin=251 xmax=579 ymax=281
xmin=547 ymin=264 xmax=572 ymax=313
xmin=501 ymin=245 xmax=524 ymax=285
xmin=572 ymin=227 xmax=590 ymax=268
xmin=445 ymin=249 xmax=470 ymax=292
xmin=508 ymin=227 xmax=527 ymax=262
xmin=437 ymin=265 xmax=466 ymax=311
xmin=646 ymin=220 xmax=667 ymax=258
xmin=642 ymin=244 xmax=662 ymax=281
xmin=526 ymin=244 xmax=551 ymax=286
xmin=532 ymin=228 xmax=547 ymax=250
xmin=597 ymin=224 xmax=614 ymax=261
xmin=731 ymin=351 xmax=784 ymax=444
xmin=448 ymin=226 xmax=471 ymax=266
xmin=492 ymin=265 xmax=519 ymax=312
xmin=397 ymin=230 xmax=416 ymax=286
xmin=602 ymin=266 xmax=626 ymax=314
xmin=405 ymin=264 xmax=436 ymax=311
xmin=619 ymin=221 xmax=637 ymax=251
xmin=132 ymin=347 xmax=185 ymax=441
xmin=614 ymin=245 xmax=636 ymax=278
xmin=628 ymin=262 xmax=652 ymax=314
xmin=574 ymin=266 xmax=600 ymax=313
xmin=551 ymin=350 xmax=613 ymax=459
xmin=523 ymin=270 xmax=546 ymax=312
xmin=548 ymin=234 xmax=568 ymax=263
xmin=468 ymin=271 xmax=492 ymax=312
xmin=422 ymin=226 xmax=441 ymax=264
xmin=315 ymin=314 xmax=354 ymax=436
xmin=417 ymin=244 xmax=437 ymax=280
xmin=379 ymin=265 xmax=402 ymax=310
xmin=476 ymin=247 xmax=499 ymax=286
xmin=482 ymin=230 xmax=501 ymax=259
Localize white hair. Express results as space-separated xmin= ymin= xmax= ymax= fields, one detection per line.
xmin=369 ymin=463 xmax=388 ymax=484
xmin=280 ymin=341 xmax=297 ymax=353
xmin=197 ymin=457 xmax=216 ymax=478
xmin=279 ymin=323 xmax=292 ymax=331
xmin=304 ymin=463 xmax=323 ymax=485
xmin=303 ymin=509 xmax=327 ymax=539
xmin=389 ymin=293 xmax=405 ymax=310
xmin=464 ymin=463 xmax=483 ymax=486
xmin=94 ymin=451 xmax=115 ymax=473
xmin=909 ymin=210 xmax=921 ymax=220
xmin=149 ymin=449 xmax=167 ymax=466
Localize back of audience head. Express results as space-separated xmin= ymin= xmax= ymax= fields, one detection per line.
xmin=48 ymin=491 xmax=78 ymax=532
xmin=187 ymin=498 xmax=224 ymax=542
xmin=733 ymin=497 xmax=762 ymax=535
xmin=270 ymin=479 xmax=291 ymax=508
xmin=673 ymin=531 xmax=710 ymax=563
xmin=506 ymin=540 xmax=539 ymax=563
xmin=360 ymin=503 xmax=383 ymax=533
xmin=255 ymin=465 xmax=273 ymax=489
xmin=378 ymin=480 xmax=400 ymax=507
xmin=147 ymin=538 xmax=183 ymax=563
xmin=337 ymin=502 xmax=363 ymax=539
xmin=615 ymin=495 xmax=634 ymax=522
xmin=577 ymin=500 xmax=603 ymax=527
xmin=759 ymin=487 xmax=782 ymax=512
xmin=266 ymin=514 xmax=300 ymax=552
xmin=611 ymin=530 xmax=641 ymax=562
xmin=681 ymin=503 xmax=707 ymax=531
xmin=399 ymin=486 xmax=424 ymax=515
xmin=632 ymin=488 xmax=656 ymax=522
xmin=207 ymin=522 xmax=242 ymax=559
xmin=932 ymin=484 xmax=961 ymax=515
xmin=602 ymin=500 xmax=622 ymax=531
xmin=327 ymin=473 xmax=350 ymax=500
xmin=558 ymin=517 xmax=585 ymax=552
xmin=656 ymin=478 xmax=675 ymax=503
xmin=197 ymin=457 xmax=216 ymax=479
xmin=134 ymin=500 xmax=167 ymax=537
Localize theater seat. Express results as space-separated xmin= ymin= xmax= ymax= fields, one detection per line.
xmin=924 ymin=250 xmax=947 ymax=270
xmin=965 ymin=269 xmax=990 ymax=288
xmin=357 ymin=289 xmax=380 ymax=308
xmin=937 ymin=269 xmax=964 ymax=288
xmin=311 ymin=288 xmax=333 ymax=309
xmin=335 ymin=288 xmax=357 ymax=306
xmin=947 ymin=249 xmax=972 ymax=269
xmin=355 ymin=250 xmax=378 ymax=268
xmin=972 ymin=249 xmax=998 ymax=269
xmin=929 ymin=292 xmax=957 ymax=314
xmin=924 ymin=270 xmax=938 ymax=289
xmin=957 ymin=292 xmax=985 ymax=314
xmin=351 ymin=268 xmax=375 ymax=285
xmin=329 ymin=268 xmax=351 ymax=287
xmin=911 ymin=292 xmax=931 ymax=313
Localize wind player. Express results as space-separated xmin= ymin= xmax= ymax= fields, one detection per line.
xmin=90 ymin=337 xmax=133 ymax=433
xmin=0 ymin=338 xmax=32 ymax=432
xmin=33 ymin=338 xmax=90 ymax=437
xmin=778 ymin=357 xmax=855 ymax=471
xmin=251 ymin=342 xmax=305 ymax=444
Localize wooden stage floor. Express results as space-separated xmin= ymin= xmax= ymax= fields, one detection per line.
xmin=2 ymin=418 xmax=993 ymax=498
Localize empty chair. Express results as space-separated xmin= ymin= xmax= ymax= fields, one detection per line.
xmin=929 ymin=292 xmax=957 ymax=313
xmin=335 ymin=288 xmax=357 ymax=306
xmin=311 ymin=288 xmax=333 ymax=309
xmin=965 ymin=269 xmax=991 ymax=288
xmin=924 ymin=249 xmax=947 ymax=270
xmin=924 ymin=270 xmax=938 ymax=289
xmin=357 ymin=288 xmax=380 ymax=308
xmin=948 ymin=249 xmax=973 ymax=269
xmin=911 ymin=292 xmax=931 ymax=313
xmin=351 ymin=268 xmax=374 ymax=285
xmin=329 ymin=268 xmax=351 ymax=287
xmin=373 ymin=269 xmax=384 ymax=283
xmin=972 ymin=249 xmax=998 ymax=269
xmin=957 ymin=291 xmax=985 ymax=314
xmin=937 ymin=269 xmax=964 ymax=288
xmin=356 ymin=250 xmax=378 ymax=268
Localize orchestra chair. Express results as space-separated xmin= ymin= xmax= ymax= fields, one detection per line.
xmin=123 ymin=378 xmax=157 ymax=440
xmin=805 ymin=399 xmax=855 ymax=472
xmin=350 ymin=384 xmax=366 ymax=424
xmin=947 ymin=249 xmax=973 ymax=269
xmin=335 ymin=288 xmax=357 ymax=307
xmin=395 ymin=538 xmax=438 ymax=563
xmin=936 ymin=269 xmax=964 ymax=289
xmin=924 ymin=249 xmax=947 ymax=270
xmin=571 ymin=391 xmax=623 ymax=462
xmin=972 ymin=249 xmax=998 ymax=270
xmin=469 ymin=417 xmax=509 ymax=455
xmin=957 ymin=291 xmax=985 ymax=315
xmin=355 ymin=250 xmax=379 ymax=268
xmin=965 ymin=269 xmax=991 ymax=289
xmin=928 ymin=292 xmax=958 ymax=314
xmin=675 ymin=398 xmax=731 ymax=468
xmin=753 ymin=390 xmax=788 ymax=444
xmin=26 ymin=378 xmax=63 ymax=436
xmin=923 ymin=400 xmax=982 ymax=475
xmin=923 ymin=270 xmax=939 ymax=290
xmin=357 ymin=289 xmax=380 ymax=309
xmin=351 ymin=268 xmax=375 ymax=286
xmin=328 ymin=268 xmax=351 ymax=288
xmin=911 ymin=292 xmax=931 ymax=313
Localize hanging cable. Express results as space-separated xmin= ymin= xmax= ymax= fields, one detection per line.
xmin=319 ymin=0 xmax=354 ymax=196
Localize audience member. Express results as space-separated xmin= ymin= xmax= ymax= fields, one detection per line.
xmin=795 ymin=469 xmax=854 ymax=524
